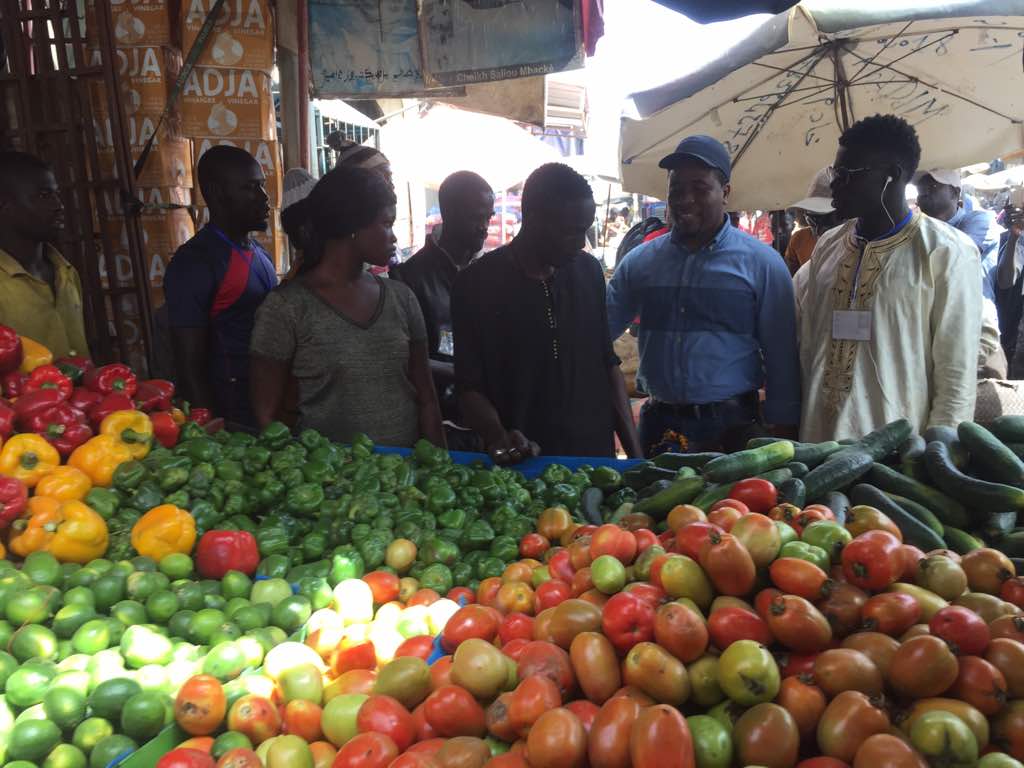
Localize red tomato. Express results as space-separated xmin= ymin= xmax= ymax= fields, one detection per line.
xmin=500 ymin=613 xmax=536 ymax=645
xmin=707 ymin=506 xmax=745 ymax=532
xmin=357 ymin=695 xmax=416 ymax=752
xmin=590 ymin=524 xmax=639 ymax=564
xmin=227 ymin=695 xmax=280 ymax=746
xmin=601 ymin=591 xmax=656 ymax=654
xmin=216 ymin=748 xmax=261 ymax=767
xmin=754 ymin=588 xmax=783 ymax=619
xmin=516 ymin=641 xmax=576 ymax=698
xmin=708 ymin=606 xmax=773 ymax=649
xmin=395 ymin=636 xmax=435 ymax=660
xmin=423 ymin=685 xmax=487 ymax=737
xmin=447 ymin=587 xmax=476 ymax=605
xmin=565 ymin=700 xmax=599 ymax=732
xmin=698 ymin=531 xmax=756 ymax=596
xmin=728 ymin=480 xmax=776 ymax=514
xmin=675 ymin=522 xmax=722 ymax=561
xmin=1000 ymin=576 xmax=1024 ymax=609
xmin=175 ymin=675 xmax=227 ymax=736
xmin=647 ymin=554 xmax=671 ymax=590
xmin=411 ymin=703 xmax=436 ymax=742
xmin=929 ymin=605 xmax=992 ymax=655
xmin=332 ymin=732 xmax=399 ymax=768
xmin=548 ymin=550 xmax=576 ymax=583
xmin=860 ymin=593 xmax=922 ymax=637
xmin=796 ymin=760 xmax=850 ymax=768
xmin=156 ymin=749 xmax=216 ymax=768
xmin=501 ymin=638 xmax=530 ymax=660
xmin=363 ymin=571 xmax=400 ymax=604
xmin=710 ymin=498 xmax=751 ymax=515
xmin=633 ymin=529 xmax=658 ymax=553
xmin=284 ymin=700 xmax=324 ymax=743
xmin=521 ymin=533 xmax=551 ymax=559
xmin=769 ymin=557 xmax=830 ymax=601
xmin=407 ymin=589 xmax=441 ymax=607
xmin=898 ymin=545 xmax=927 ymax=581
xmin=622 ymin=582 xmax=665 ymax=608
xmin=535 ymin=580 xmax=572 ymax=611
xmin=778 ymin=653 xmax=818 ymax=678
xmin=477 ymin=578 xmax=503 ymax=608
xmin=442 ymin=605 xmax=500 ymax=652
xmin=841 ymin=531 xmax=903 ymax=591
xmin=332 ymin=640 xmax=378 ymax=676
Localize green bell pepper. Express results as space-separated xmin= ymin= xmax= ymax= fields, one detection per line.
xmin=216 ymin=460 xmax=245 ymax=484
xmin=105 ymin=530 xmax=134 ymax=562
xmin=350 ymin=523 xmax=372 ymax=545
xmin=606 ymin=487 xmax=638 ymax=509
xmin=112 ymin=460 xmax=148 ymax=492
xmin=418 ymin=563 xmax=453 ymax=595
xmin=459 ymin=519 xmax=494 ymax=551
xmin=131 ymin=481 xmax=164 ymax=512
xmin=348 ymin=494 xmax=380 ymax=522
xmin=329 ymin=546 xmax=365 ymax=584
xmin=272 ymin=467 xmax=301 ymax=490
xmin=179 ymin=421 xmax=207 ymax=441
xmin=394 ymin=520 xmax=423 ymax=547
xmin=164 ymin=490 xmax=190 ymax=509
xmin=190 ymin=500 xmax=219 ymax=536
xmin=302 ymin=460 xmax=336 ymax=485
xmin=541 ymin=464 xmax=570 ymax=486
xmin=259 ymin=421 xmax=292 ymax=450
xmin=256 ymin=555 xmax=291 ymax=579
xmin=255 ymin=478 xmax=285 ymax=509
xmin=451 ymin=561 xmax=473 ymax=587
xmin=489 ymin=503 xmax=518 ymax=533
xmin=779 ymin=541 xmax=831 ymax=571
xmin=286 ymin=483 xmax=326 ymax=516
xmin=309 ymin=443 xmax=344 ymax=469
xmin=302 ymin=532 xmax=328 ymax=562
xmin=141 ymin=447 xmax=174 ymax=471
xmin=801 ymin=521 xmax=853 ymax=562
xmin=241 ymin=446 xmax=272 ymax=475
xmin=546 ymin=483 xmax=580 ymax=512
xmin=437 ymin=528 xmax=462 ymax=543
xmin=421 ymin=536 xmax=459 ymax=566
xmin=320 ymin=497 xmax=350 ymax=519
xmin=427 ymin=485 xmax=457 ymax=514
xmin=84 ymin=487 xmax=121 ymax=520
xmin=179 ymin=438 xmax=222 ymax=463
xmin=437 ymin=507 xmax=467 ymax=530
xmin=357 ymin=536 xmax=387 ymax=570
xmin=458 ymin=487 xmax=485 ymax=511
xmin=225 ymin=430 xmax=256 ymax=449
xmin=476 ymin=556 xmax=505 ymax=581
xmin=256 ymin=527 xmax=290 ymax=558
xmin=222 ymin=515 xmax=258 ymax=534
xmin=298 ymin=428 xmax=324 ymax=451
xmin=489 ymin=535 xmax=519 ymax=563
xmin=187 ymin=463 xmax=216 ymax=496
xmin=159 ymin=465 xmax=190 ymax=493
xmin=351 ymin=432 xmax=374 ymax=460
xmin=296 ymin=576 xmax=333 ymax=610
xmin=591 ymin=466 xmax=623 ymax=493
xmin=413 ymin=438 xmax=447 ymax=468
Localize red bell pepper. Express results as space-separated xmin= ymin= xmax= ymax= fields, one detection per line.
xmin=0 ymin=325 xmax=22 ymax=375
xmin=84 ymin=363 xmax=137 ymax=398
xmin=24 ymin=364 xmax=73 ymax=401
xmin=88 ymin=393 xmax=136 ymax=427
xmin=68 ymin=386 xmax=103 ymax=415
xmin=13 ymin=388 xmax=67 ymax=429
xmin=0 ymin=476 xmax=28 ymax=529
xmin=31 ymin=404 xmax=93 ymax=458
xmin=134 ymin=379 xmax=174 ymax=412
xmin=187 ymin=406 xmax=212 ymax=426
xmin=54 ymin=355 xmax=94 ymax=385
xmin=195 ymin=530 xmax=260 ymax=578
xmin=0 ymin=401 xmax=14 ymax=440
xmin=150 ymin=411 xmax=181 ymax=448
xmin=2 ymin=372 xmax=26 ymax=399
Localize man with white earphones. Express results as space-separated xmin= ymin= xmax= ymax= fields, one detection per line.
xmin=795 ymin=115 xmax=982 ymax=442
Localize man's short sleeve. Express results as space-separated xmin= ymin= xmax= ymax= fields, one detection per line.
xmin=164 ymin=246 xmax=215 ymax=328
xmin=250 ymin=290 xmax=296 ymax=363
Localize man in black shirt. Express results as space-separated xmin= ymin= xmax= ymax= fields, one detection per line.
xmin=451 ymin=163 xmax=643 ymax=463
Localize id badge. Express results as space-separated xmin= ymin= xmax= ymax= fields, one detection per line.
xmin=439 ymin=329 xmax=455 ymax=356
xmin=832 ymin=310 xmax=871 ymax=341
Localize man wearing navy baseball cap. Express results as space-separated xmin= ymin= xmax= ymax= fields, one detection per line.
xmin=606 ymin=135 xmax=801 ymax=455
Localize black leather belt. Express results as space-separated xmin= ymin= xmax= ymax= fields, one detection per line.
xmin=649 ymin=391 xmax=759 ymax=420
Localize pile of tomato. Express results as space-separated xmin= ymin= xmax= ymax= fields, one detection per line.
xmin=156 ymin=492 xmax=1024 ymax=768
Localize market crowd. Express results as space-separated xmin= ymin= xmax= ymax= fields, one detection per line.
xmin=0 ymin=114 xmax=1014 ymax=463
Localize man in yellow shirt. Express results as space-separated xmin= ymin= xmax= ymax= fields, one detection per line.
xmin=0 ymin=151 xmax=89 ymax=358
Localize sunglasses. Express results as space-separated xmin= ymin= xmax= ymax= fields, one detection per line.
xmin=826 ymin=166 xmax=876 ymax=186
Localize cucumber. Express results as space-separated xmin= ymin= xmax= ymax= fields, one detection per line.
xmin=943 ymin=526 xmax=986 ymax=554
xmin=756 ymin=468 xmax=793 ymax=486
xmin=1006 ymin=443 xmax=1024 ymax=460
xmin=692 ymin=483 xmax=732 ymax=512
xmin=852 ymin=419 xmax=914 ymax=462
xmin=849 ymin=484 xmax=946 ymax=551
xmin=803 ymin=451 xmax=873 ymax=501
xmin=579 ymin=487 xmax=604 ymax=526
xmin=864 ymin=462 xmax=969 ymax=529
xmin=652 ymin=452 xmax=724 ymax=471
xmin=902 ymin=454 xmax=931 ymax=483
xmin=777 ymin=478 xmax=806 ymax=508
xmin=989 ymin=415 xmax=1024 ymax=444
xmin=786 ymin=462 xmax=809 ymax=479
xmin=958 ymin=421 xmax=1024 ymax=487
xmin=884 ymin=493 xmax=945 ymax=537
xmin=924 ymin=426 xmax=970 ymax=469
xmin=746 ymin=438 xmax=842 ymax=468
xmin=703 ymin=441 xmax=795 ymax=484
xmin=633 ymin=476 xmax=706 ymax=521
xmin=825 ymin=492 xmax=850 ymax=526
xmin=899 ymin=434 xmax=927 ymax=464
xmin=675 ymin=466 xmax=698 ymax=479
xmin=924 ymin=441 xmax=1024 ymax=518
xmin=996 ymin=531 xmax=1024 ymax=557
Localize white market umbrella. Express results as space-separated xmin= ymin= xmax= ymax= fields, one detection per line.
xmin=620 ymin=1 xmax=1024 ymax=210
xmin=379 ymin=103 xmax=561 ymax=192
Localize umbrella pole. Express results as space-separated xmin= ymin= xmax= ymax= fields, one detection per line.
xmin=602 ymin=184 xmax=612 ymax=247
xmin=832 ymin=44 xmax=852 ymax=132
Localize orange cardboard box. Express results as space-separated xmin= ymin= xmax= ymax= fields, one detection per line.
xmin=195 ymin=205 xmax=285 ymax=272
xmin=99 ymin=208 xmax=195 ymax=305
xmin=181 ymin=67 xmax=276 ymax=140
xmin=181 ymin=0 xmax=275 ymax=72
xmin=193 ymin=137 xmax=281 ymax=208
xmin=88 ymin=46 xmax=181 ymax=121
xmin=86 ymin=0 xmax=171 ymax=47
xmin=92 ymin=119 xmax=192 ymax=189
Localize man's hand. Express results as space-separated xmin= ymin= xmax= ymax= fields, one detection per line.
xmin=1007 ymin=206 xmax=1024 ymax=238
xmin=487 ymin=430 xmax=540 ymax=466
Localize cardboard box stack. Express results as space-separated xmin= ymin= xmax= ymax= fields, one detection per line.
xmin=180 ymin=0 xmax=283 ymax=271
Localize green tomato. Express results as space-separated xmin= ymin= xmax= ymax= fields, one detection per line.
xmin=909 ymin=711 xmax=978 ymax=768
xmin=686 ymin=715 xmax=733 ymax=768
xmin=717 ymin=640 xmax=779 ymax=706
xmin=590 ymin=555 xmax=626 ymax=594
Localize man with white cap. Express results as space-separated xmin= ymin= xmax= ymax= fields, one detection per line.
xmin=607 ymin=134 xmax=800 ymax=455
xmin=785 ymin=168 xmax=843 ymax=275
xmin=916 ymin=168 xmax=1005 ymax=378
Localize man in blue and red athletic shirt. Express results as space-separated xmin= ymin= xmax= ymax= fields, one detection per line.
xmin=165 ymin=146 xmax=277 ymax=427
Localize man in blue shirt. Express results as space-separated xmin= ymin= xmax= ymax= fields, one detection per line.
xmin=607 ymin=135 xmax=801 ymax=455
xmin=164 ymin=146 xmax=277 ymax=427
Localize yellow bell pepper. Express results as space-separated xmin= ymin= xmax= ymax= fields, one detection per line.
xmin=0 ymin=434 xmax=60 ymax=488
xmin=68 ymin=435 xmax=133 ymax=487
xmin=99 ymin=410 xmax=153 ymax=460
xmin=35 ymin=466 xmax=93 ymax=501
xmin=8 ymin=496 xmax=108 ymax=563
xmin=18 ymin=336 xmax=53 ymax=374
xmin=131 ymin=504 xmax=196 ymax=561
xmin=169 ymin=407 xmax=186 ymax=426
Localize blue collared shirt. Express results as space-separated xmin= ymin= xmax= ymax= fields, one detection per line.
xmin=949 ymin=207 xmax=1001 ymax=301
xmin=607 ymin=216 xmax=801 ymax=424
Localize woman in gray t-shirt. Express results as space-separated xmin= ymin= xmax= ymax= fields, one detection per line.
xmin=250 ymin=166 xmax=445 ymax=448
